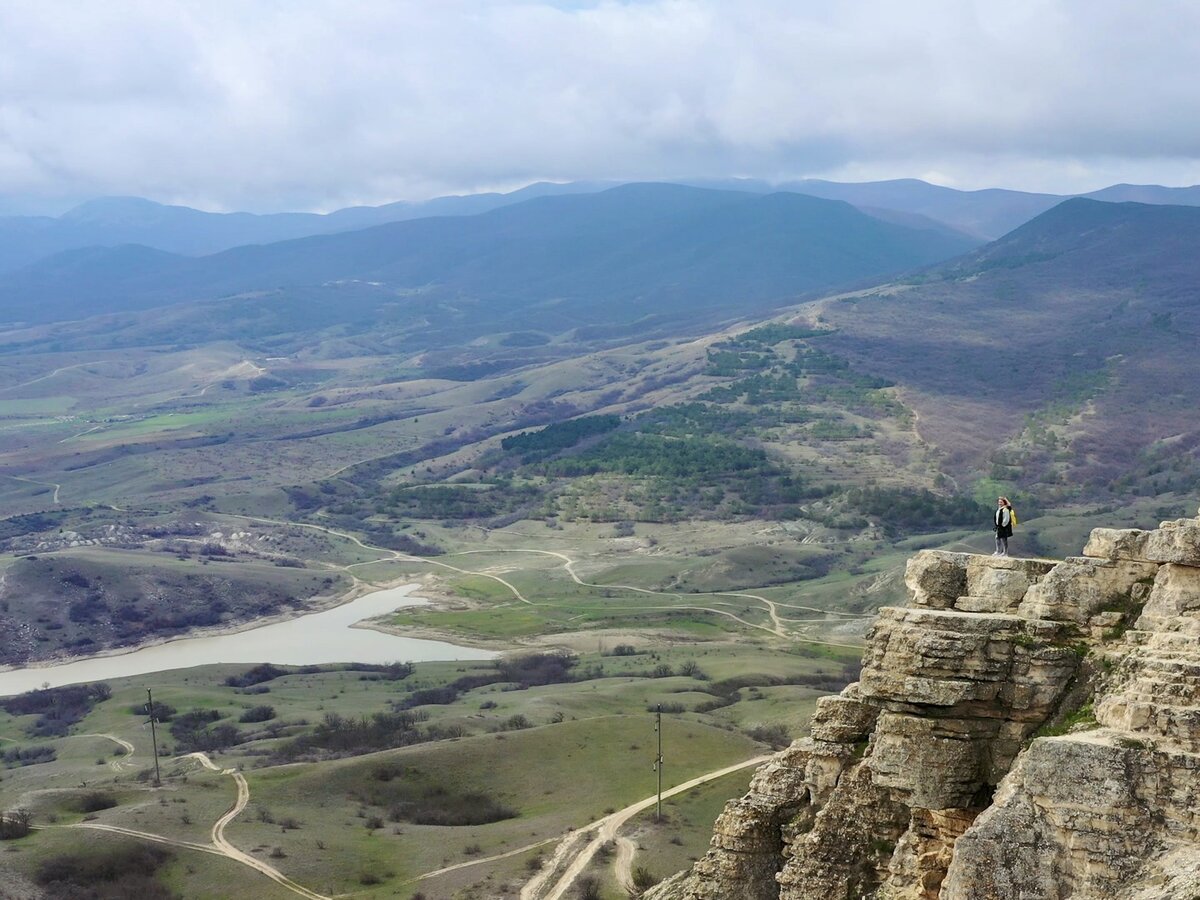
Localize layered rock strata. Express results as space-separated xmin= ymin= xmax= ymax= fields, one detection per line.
xmin=649 ymin=513 xmax=1200 ymax=900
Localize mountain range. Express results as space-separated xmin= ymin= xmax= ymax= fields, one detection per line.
xmin=0 ymin=183 xmax=979 ymax=328
xmin=4 ymin=177 xmax=1200 ymax=277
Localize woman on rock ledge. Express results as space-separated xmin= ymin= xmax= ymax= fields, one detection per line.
xmin=994 ymin=496 xmax=1015 ymax=556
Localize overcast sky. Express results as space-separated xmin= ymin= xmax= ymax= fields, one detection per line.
xmin=3 ymin=0 xmax=1200 ymax=214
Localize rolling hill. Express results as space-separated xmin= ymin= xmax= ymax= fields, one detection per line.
xmin=815 ymin=198 xmax=1200 ymax=497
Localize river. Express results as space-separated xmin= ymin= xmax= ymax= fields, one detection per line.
xmin=0 ymin=583 xmax=494 ymax=696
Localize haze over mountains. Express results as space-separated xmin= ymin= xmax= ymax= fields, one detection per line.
xmin=0 ymin=184 xmax=978 ymax=328
xmin=4 ymin=176 xmax=1200 ymax=279
xmin=0 ymin=181 xmax=613 ymax=274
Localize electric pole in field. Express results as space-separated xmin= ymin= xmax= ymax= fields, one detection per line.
xmin=654 ymin=704 xmax=664 ymax=822
xmin=147 ymin=688 xmax=161 ymax=787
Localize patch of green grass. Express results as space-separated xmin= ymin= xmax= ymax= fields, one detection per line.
xmin=1035 ymin=702 xmax=1097 ymax=739
xmin=0 ymin=396 xmax=77 ymax=416
xmin=229 ymin=716 xmax=759 ymax=895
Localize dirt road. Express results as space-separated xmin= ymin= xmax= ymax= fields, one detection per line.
xmin=180 ymin=752 xmax=332 ymax=900
xmin=80 ymin=733 xmax=135 ymax=771
xmin=521 ymin=753 xmax=772 ymax=900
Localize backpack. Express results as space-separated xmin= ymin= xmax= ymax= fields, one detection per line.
xmin=1009 ymin=508 xmax=1018 ymax=528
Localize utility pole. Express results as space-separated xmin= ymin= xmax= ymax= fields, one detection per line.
xmin=654 ymin=704 xmax=664 ymax=822
xmin=147 ymin=689 xmax=161 ymax=787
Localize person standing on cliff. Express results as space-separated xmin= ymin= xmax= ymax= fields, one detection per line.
xmin=994 ymin=497 xmax=1015 ymax=556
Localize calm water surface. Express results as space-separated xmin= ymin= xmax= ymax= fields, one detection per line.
xmin=0 ymin=583 xmax=493 ymax=696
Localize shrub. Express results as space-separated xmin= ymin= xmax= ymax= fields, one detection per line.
xmin=225 ymin=664 xmax=288 ymax=688
xmin=495 ymin=652 xmax=577 ymax=688
xmin=170 ymin=710 xmax=245 ymax=753
xmin=238 ymin=705 xmax=276 ymax=723
xmin=648 ymin=703 xmax=686 ymax=714
xmin=2 ymin=745 xmax=56 ymax=768
xmin=275 ymin=709 xmax=430 ymax=760
xmin=0 ymin=683 xmax=112 ymax=738
xmin=745 ymin=724 xmax=792 ymax=749
xmin=130 ymin=701 xmax=176 ymax=722
xmin=0 ymin=809 xmax=32 ymax=840
xmin=678 ymin=660 xmax=706 ymax=679
xmin=73 ymin=791 xmax=118 ymax=813
xmin=35 ymin=845 xmax=174 ymax=896
xmin=632 ymin=865 xmax=660 ymax=892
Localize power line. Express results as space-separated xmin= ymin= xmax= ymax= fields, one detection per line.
xmin=654 ymin=704 xmax=664 ymax=822
xmin=147 ymin=688 xmax=161 ymax=787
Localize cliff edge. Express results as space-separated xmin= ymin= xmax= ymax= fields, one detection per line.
xmin=648 ymin=511 xmax=1200 ymax=900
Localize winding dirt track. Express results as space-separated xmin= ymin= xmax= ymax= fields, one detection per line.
xmin=70 ymin=822 xmax=223 ymax=857
xmin=182 ymin=753 xmax=331 ymax=900
xmin=407 ymin=836 xmax=560 ymax=884
xmin=58 ymin=753 xmax=329 ymax=899
xmin=79 ymin=733 xmax=135 ymax=771
xmin=614 ymin=834 xmax=638 ymax=893
xmin=1 ymin=473 xmax=61 ymax=504
xmin=521 ymin=754 xmax=772 ymax=900
xmin=444 ymin=546 xmax=866 ymax=648
xmin=233 ymin=515 xmax=867 ymax=650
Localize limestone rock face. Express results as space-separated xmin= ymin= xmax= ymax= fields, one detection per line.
xmin=647 ymin=512 xmax=1200 ymax=900
xmin=1084 ymin=519 xmax=1200 ymax=567
xmin=1137 ymin=563 xmax=1200 ymax=633
xmin=1017 ymin=557 xmax=1157 ymax=624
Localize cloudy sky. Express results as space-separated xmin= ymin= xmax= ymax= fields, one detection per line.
xmin=3 ymin=0 xmax=1200 ymax=213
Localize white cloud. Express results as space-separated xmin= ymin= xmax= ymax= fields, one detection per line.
xmin=2 ymin=0 xmax=1200 ymax=212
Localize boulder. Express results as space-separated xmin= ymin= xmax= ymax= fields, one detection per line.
xmin=1018 ymin=557 xmax=1158 ymax=624
xmin=1135 ymin=563 xmax=1200 ymax=633
xmin=963 ymin=556 xmax=1056 ymax=610
xmin=808 ymin=683 xmax=880 ymax=744
xmin=1085 ymin=519 xmax=1200 ymax=567
xmin=905 ymin=551 xmax=970 ymax=609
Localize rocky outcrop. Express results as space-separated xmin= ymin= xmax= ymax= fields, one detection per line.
xmin=648 ymin=510 xmax=1200 ymax=900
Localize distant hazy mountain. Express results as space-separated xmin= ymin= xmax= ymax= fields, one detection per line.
xmin=1081 ymin=183 xmax=1200 ymax=205
xmin=0 ymin=181 xmax=615 ymax=273
xmin=777 ymin=179 xmax=1200 ymax=240
xmin=6 ymin=177 xmax=1199 ymax=275
xmin=0 ymin=183 xmax=979 ymax=328
xmin=776 ymin=178 xmax=1064 ymax=240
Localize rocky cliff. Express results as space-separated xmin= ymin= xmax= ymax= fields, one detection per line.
xmin=648 ymin=512 xmax=1200 ymax=900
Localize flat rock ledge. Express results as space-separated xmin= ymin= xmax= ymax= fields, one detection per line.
xmin=647 ymin=511 xmax=1200 ymax=900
